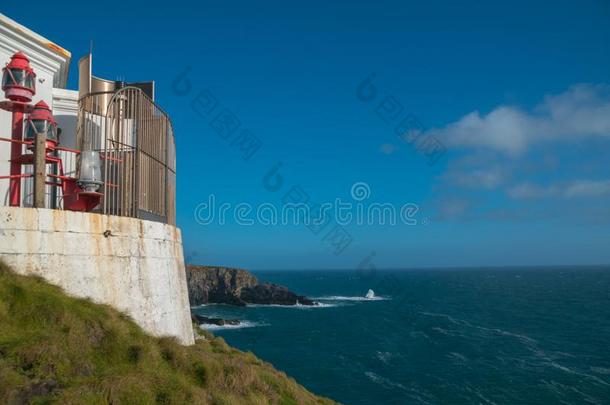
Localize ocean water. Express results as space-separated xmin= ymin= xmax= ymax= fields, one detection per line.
xmin=191 ymin=267 xmax=610 ymax=404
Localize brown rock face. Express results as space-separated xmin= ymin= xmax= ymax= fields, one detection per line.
xmin=186 ymin=265 xmax=258 ymax=306
xmin=185 ymin=265 xmax=315 ymax=307
xmin=240 ymin=284 xmax=315 ymax=306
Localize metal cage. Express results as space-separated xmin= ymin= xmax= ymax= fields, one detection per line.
xmin=77 ymin=87 xmax=176 ymax=225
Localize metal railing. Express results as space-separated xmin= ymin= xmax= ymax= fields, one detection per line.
xmin=0 ymin=136 xmax=79 ymax=209
xmin=78 ymin=87 xmax=176 ymax=225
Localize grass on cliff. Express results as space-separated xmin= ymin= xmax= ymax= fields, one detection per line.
xmin=0 ymin=261 xmax=336 ymax=405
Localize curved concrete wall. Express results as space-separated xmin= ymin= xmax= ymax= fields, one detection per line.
xmin=0 ymin=207 xmax=194 ymax=345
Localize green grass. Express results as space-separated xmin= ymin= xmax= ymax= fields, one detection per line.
xmin=0 ymin=261 xmax=337 ymax=405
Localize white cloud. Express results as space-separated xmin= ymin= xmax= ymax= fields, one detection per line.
xmin=507 ymin=183 xmax=558 ymax=199
xmin=564 ymin=180 xmax=610 ymax=198
xmin=507 ymin=180 xmax=610 ymax=199
xmin=437 ymin=198 xmax=471 ymax=219
xmin=444 ymin=167 xmax=507 ymax=189
xmin=428 ymin=84 xmax=610 ymax=155
xmin=379 ymin=143 xmax=396 ymax=155
xmin=440 ymin=153 xmax=510 ymax=190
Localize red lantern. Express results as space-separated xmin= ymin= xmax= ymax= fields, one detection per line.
xmin=25 ymin=100 xmax=58 ymax=146
xmin=1 ymin=51 xmax=36 ymax=102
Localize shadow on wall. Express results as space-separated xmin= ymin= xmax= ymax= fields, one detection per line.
xmin=55 ymin=114 xmax=77 ymax=150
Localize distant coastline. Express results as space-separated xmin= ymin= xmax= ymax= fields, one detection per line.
xmin=186 ymin=265 xmax=316 ymax=307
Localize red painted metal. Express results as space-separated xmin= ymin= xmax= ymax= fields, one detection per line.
xmin=9 ymin=107 xmax=24 ymax=206
xmin=62 ymin=178 xmax=102 ymax=211
xmin=54 ymin=145 xmax=80 ymax=154
xmin=4 ymin=52 xmax=33 ymax=73
xmin=0 ymin=100 xmax=34 ymax=113
xmin=99 ymin=153 xmax=122 ymax=163
xmin=2 ymin=52 xmax=36 ymax=102
xmin=0 ymin=173 xmax=32 ymax=180
xmin=0 ymin=52 xmax=36 ymax=207
xmin=28 ymin=100 xmax=54 ymax=122
xmin=0 ymin=136 xmax=32 ymax=145
xmin=1 ymin=52 xmax=104 ymax=212
xmin=25 ymin=100 xmax=58 ymax=147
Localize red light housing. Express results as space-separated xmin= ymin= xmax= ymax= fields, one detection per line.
xmin=2 ymin=51 xmax=36 ymax=102
xmin=25 ymin=100 xmax=57 ymax=145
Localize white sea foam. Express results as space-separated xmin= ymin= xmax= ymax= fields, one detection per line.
xmin=190 ymin=303 xmax=234 ymax=309
xmin=448 ymin=352 xmax=468 ymax=363
xmin=198 ymin=321 xmax=266 ymax=331
xmin=313 ymin=295 xmax=390 ymax=302
xmin=364 ymin=371 xmax=407 ymax=391
xmin=309 ymin=302 xmax=338 ymax=308
xmin=375 ymin=351 xmax=394 ymax=365
xmin=192 ymin=301 xmax=339 ymax=310
xmin=246 ymin=302 xmax=338 ymax=308
xmin=420 ymin=311 xmax=538 ymax=344
xmin=591 ymin=367 xmax=610 ymax=375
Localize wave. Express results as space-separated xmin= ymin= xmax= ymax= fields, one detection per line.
xmin=190 ymin=303 xmax=234 ymax=309
xmin=246 ymin=302 xmax=338 ymax=308
xmin=375 ymin=351 xmax=395 ymax=365
xmin=192 ymin=302 xmax=338 ymax=310
xmin=591 ymin=367 xmax=610 ymax=375
xmin=549 ymin=362 xmax=610 ymax=387
xmin=313 ymin=295 xmax=390 ymax=302
xmin=198 ymin=321 xmax=266 ymax=331
xmin=364 ymin=371 xmax=407 ymax=391
xmin=420 ymin=311 xmax=538 ymax=345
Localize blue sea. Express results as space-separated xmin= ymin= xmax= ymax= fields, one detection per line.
xmin=192 ymin=267 xmax=610 ymax=404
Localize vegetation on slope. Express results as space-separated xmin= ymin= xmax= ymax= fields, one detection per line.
xmin=0 ymin=262 xmax=336 ymax=405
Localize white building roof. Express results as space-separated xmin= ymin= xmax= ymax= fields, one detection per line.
xmin=0 ymin=13 xmax=71 ymax=89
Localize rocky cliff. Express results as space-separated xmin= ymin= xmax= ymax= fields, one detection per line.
xmin=186 ymin=265 xmax=258 ymax=306
xmin=186 ymin=265 xmax=315 ymax=306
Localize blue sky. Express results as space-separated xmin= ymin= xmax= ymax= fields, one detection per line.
xmin=4 ymin=0 xmax=610 ymax=269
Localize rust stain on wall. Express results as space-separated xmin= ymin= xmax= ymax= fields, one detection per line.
xmin=44 ymin=42 xmax=71 ymax=59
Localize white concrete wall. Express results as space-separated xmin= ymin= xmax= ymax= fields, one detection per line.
xmin=52 ymin=88 xmax=79 ymax=177
xmin=0 ymin=207 xmax=195 ymax=345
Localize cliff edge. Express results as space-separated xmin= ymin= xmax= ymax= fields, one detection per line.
xmin=186 ymin=265 xmax=316 ymax=306
xmin=0 ymin=261 xmax=336 ymax=404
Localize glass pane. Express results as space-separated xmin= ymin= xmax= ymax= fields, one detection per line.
xmin=25 ymin=120 xmax=47 ymax=139
xmin=24 ymin=72 xmax=35 ymax=90
xmin=47 ymin=124 xmax=57 ymax=141
xmin=79 ymin=150 xmax=103 ymax=191
xmin=25 ymin=123 xmax=36 ymax=140
xmin=33 ymin=120 xmax=47 ymax=133
xmin=9 ymin=68 xmax=25 ymax=86
xmin=1 ymin=71 xmax=11 ymax=87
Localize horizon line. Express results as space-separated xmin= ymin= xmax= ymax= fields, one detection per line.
xmin=186 ymin=263 xmax=610 ymax=272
